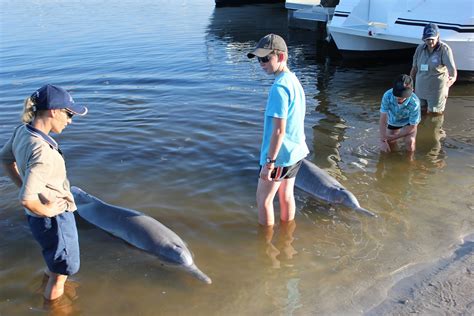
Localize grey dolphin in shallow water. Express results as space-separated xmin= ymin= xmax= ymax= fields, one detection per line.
xmin=295 ymin=159 xmax=377 ymax=217
xmin=71 ymin=186 xmax=212 ymax=284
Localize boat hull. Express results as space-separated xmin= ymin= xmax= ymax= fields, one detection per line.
xmin=329 ymin=27 xmax=416 ymax=51
xmin=215 ymin=0 xmax=284 ymax=6
xmin=326 ymin=0 xmax=474 ymax=72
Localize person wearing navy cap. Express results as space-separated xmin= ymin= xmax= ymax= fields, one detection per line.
xmin=379 ymin=75 xmax=421 ymax=155
xmin=410 ymin=23 xmax=457 ymax=115
xmin=0 ymin=84 xmax=87 ymax=301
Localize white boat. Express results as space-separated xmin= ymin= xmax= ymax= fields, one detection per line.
xmin=326 ymin=0 xmax=474 ymax=72
xmin=215 ymin=0 xmax=283 ymax=6
xmin=286 ymin=0 xmax=337 ymax=23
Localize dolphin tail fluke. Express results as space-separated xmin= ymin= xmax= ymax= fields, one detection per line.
xmin=186 ymin=264 xmax=212 ymax=284
xmin=355 ymin=207 xmax=378 ymax=217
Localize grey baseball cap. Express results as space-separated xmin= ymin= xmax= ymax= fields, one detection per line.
xmin=247 ymin=34 xmax=288 ymax=58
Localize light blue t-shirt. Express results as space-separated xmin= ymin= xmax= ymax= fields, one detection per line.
xmin=380 ymin=89 xmax=421 ymax=127
xmin=260 ymin=71 xmax=309 ymax=166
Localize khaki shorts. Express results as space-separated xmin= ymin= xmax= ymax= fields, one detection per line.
xmin=420 ymin=97 xmax=446 ymax=114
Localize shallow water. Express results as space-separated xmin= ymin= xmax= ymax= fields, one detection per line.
xmin=0 ymin=1 xmax=473 ymax=315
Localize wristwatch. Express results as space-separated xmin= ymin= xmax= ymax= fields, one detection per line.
xmin=266 ymin=157 xmax=276 ymax=164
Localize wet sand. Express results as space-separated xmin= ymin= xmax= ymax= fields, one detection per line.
xmin=366 ymin=233 xmax=474 ymax=315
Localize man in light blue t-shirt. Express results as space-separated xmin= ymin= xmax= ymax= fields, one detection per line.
xmin=248 ymin=34 xmax=309 ymax=227
xmin=379 ymin=74 xmax=421 ymax=154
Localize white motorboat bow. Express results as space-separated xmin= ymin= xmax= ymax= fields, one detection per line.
xmin=327 ymin=0 xmax=474 ymax=72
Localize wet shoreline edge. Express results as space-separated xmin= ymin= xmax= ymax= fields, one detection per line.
xmin=365 ymin=233 xmax=474 ymax=315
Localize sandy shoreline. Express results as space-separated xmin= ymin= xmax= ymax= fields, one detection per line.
xmin=366 ymin=234 xmax=474 ymax=315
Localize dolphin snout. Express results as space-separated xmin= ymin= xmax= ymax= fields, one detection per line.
xmin=355 ymin=207 xmax=378 ymax=217
xmin=186 ymin=264 xmax=212 ymax=284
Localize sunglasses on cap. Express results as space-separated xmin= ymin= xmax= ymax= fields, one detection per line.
xmin=257 ymin=54 xmax=273 ymax=63
xmin=63 ymin=109 xmax=74 ymax=119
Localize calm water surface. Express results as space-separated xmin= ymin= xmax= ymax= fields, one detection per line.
xmin=1 ymin=1 xmax=473 ymax=315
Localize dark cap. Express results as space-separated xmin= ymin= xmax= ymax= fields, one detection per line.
xmin=31 ymin=84 xmax=88 ymax=115
xmin=422 ymin=23 xmax=440 ymax=40
xmin=392 ymin=74 xmax=413 ymax=98
xmin=247 ymin=34 xmax=288 ymax=58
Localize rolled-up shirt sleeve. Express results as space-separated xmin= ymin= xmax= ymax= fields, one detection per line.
xmin=19 ymin=145 xmax=51 ymax=201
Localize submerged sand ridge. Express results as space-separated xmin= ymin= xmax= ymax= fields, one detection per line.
xmin=366 ymin=233 xmax=474 ymax=315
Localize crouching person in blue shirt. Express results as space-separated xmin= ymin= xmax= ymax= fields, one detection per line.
xmin=379 ymin=74 xmax=421 ymax=155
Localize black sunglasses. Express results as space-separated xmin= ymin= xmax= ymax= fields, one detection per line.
xmin=63 ymin=109 xmax=74 ymax=119
xmin=257 ymin=54 xmax=272 ymax=63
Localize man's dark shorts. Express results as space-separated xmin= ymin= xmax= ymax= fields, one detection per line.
xmin=28 ymin=211 xmax=80 ymax=275
xmin=260 ymin=159 xmax=303 ymax=182
xmin=387 ymin=124 xmax=409 ymax=130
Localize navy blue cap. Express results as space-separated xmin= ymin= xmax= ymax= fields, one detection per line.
xmin=31 ymin=84 xmax=88 ymax=115
xmin=422 ymin=23 xmax=440 ymax=40
xmin=393 ymin=74 xmax=413 ymax=98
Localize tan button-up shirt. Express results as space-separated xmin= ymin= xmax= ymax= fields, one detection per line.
xmin=0 ymin=124 xmax=77 ymax=217
xmin=412 ymin=41 xmax=456 ymax=105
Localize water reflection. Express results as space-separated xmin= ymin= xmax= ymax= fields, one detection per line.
xmin=375 ymin=113 xmax=448 ymax=202
xmin=207 ymin=3 xmax=289 ymax=43
xmin=206 ymin=2 xmax=322 ymax=65
xmin=416 ymin=114 xmax=447 ymax=170
xmin=36 ymin=275 xmax=81 ymax=316
xmin=263 ymin=276 xmax=302 ymax=315
xmin=311 ymin=58 xmax=346 ymax=174
xmin=43 ymin=296 xmax=79 ymax=316
xmin=258 ymin=220 xmax=298 ymax=269
xmin=257 ymin=221 xmax=302 ymax=314
xmin=375 ymin=152 xmax=416 ymax=209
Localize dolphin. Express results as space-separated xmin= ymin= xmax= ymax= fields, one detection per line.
xmin=71 ymin=186 xmax=212 ymax=284
xmin=295 ymin=159 xmax=377 ymax=217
